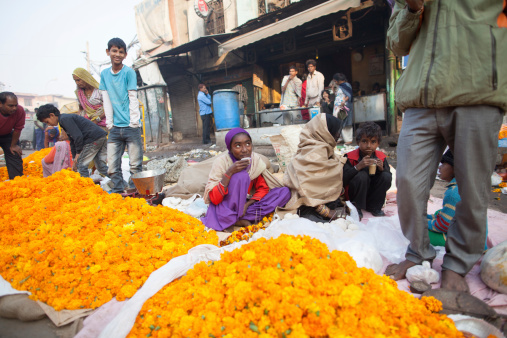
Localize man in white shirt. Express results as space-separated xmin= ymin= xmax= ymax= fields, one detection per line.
xmin=304 ymin=59 xmax=325 ymax=108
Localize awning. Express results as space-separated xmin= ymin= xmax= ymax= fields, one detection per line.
xmin=218 ymin=0 xmax=360 ymax=56
xmin=158 ymin=33 xmax=234 ymax=57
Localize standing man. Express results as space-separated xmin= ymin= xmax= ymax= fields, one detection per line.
xmin=198 ymin=83 xmax=213 ymax=144
xmin=100 ymin=37 xmax=143 ymax=194
xmin=232 ymin=82 xmax=249 ymax=128
xmin=0 ymin=92 xmax=24 ymax=179
xmin=280 ymin=65 xmax=302 ymax=108
xmin=384 ymin=0 xmax=506 ymax=292
xmin=34 ymin=108 xmax=46 ymax=150
xmin=304 ymin=59 xmax=324 ymax=108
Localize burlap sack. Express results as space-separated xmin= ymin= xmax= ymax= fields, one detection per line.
xmin=0 ymin=294 xmax=46 ymax=321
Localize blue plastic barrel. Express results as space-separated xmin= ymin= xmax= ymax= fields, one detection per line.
xmin=212 ymin=89 xmax=240 ymax=131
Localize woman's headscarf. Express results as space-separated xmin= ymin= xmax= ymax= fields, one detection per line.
xmin=224 ymin=127 xmax=251 ymax=163
xmin=325 ymin=114 xmax=341 ymax=139
xmin=73 ymin=68 xmax=99 ymax=89
xmin=73 ymin=68 xmax=103 ymax=120
xmin=282 ymin=113 xmax=347 ymax=210
xmin=203 ymin=128 xmax=284 ymax=204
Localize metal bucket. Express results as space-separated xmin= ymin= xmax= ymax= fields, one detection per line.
xmin=131 ymin=169 xmax=166 ymax=195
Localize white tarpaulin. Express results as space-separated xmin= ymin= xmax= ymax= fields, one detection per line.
xmin=137 ymin=61 xmax=166 ymax=86
xmin=218 ymin=0 xmax=360 ymax=55
xmin=135 ymin=0 xmax=173 ymax=52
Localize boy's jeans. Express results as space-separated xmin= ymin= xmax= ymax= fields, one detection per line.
xmin=107 ymin=126 xmax=143 ymax=193
xmin=77 ymin=136 xmax=108 ymax=178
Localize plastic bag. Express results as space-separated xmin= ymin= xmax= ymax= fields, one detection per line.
xmin=184 ymin=198 xmax=208 ymax=218
xmin=406 ymin=261 xmax=440 ymax=284
xmin=366 ymin=216 xmax=410 ymax=264
xmin=480 ymin=240 xmax=507 ymax=294
xmin=491 ymin=172 xmax=502 ymax=186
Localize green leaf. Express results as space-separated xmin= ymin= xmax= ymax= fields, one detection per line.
xmin=249 ymin=322 xmax=260 ymax=333
xmin=19 ymin=275 xmax=31 ymax=285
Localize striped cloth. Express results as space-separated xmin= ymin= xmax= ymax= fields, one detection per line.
xmin=427 ymin=178 xmax=460 ymax=233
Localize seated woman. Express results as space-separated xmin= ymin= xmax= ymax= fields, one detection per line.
xmin=283 ymin=113 xmax=347 ymax=222
xmin=41 ymin=130 xmax=73 ymax=177
xmin=202 ymin=128 xmax=291 ymax=231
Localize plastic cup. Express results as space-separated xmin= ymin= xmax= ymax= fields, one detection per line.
xmin=369 ymin=164 xmax=376 ymax=175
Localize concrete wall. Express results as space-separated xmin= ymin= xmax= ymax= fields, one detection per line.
xmin=187 ymin=1 xmax=206 ymax=41
xmin=236 ymin=0 xmax=259 ymax=27
xmin=171 ymin=0 xmax=190 ymax=45
xmin=216 ymin=125 xmax=284 ymax=148
xmin=224 ymin=0 xmax=238 ymax=32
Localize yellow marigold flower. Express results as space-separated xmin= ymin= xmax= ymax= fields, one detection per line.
xmin=337 ymin=284 xmax=363 ymax=307
xmin=0 ymin=170 xmax=218 ymax=311
xmin=128 ymin=235 xmax=464 ymax=337
xmin=242 ymin=250 xmax=256 ymax=261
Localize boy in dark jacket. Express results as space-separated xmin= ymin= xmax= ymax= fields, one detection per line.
xmin=343 ymin=122 xmax=392 ymax=219
xmin=36 ymin=104 xmax=108 ymax=178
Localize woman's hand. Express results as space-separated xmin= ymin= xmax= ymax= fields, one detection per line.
xmin=356 ymin=155 xmax=376 ymax=171
xmin=221 ymin=160 xmax=249 ymax=187
xmin=241 ymin=199 xmax=255 ymax=217
xmin=227 ymin=160 xmax=249 ymax=176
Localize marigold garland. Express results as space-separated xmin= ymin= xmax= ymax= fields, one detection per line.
xmin=129 ymin=235 xmax=464 ymax=337
xmin=0 ymin=170 xmax=218 ymax=310
xmin=219 ymin=214 xmax=273 ymax=247
xmin=0 ymin=148 xmax=52 ymax=181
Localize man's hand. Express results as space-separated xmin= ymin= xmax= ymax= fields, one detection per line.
xmin=10 ymin=145 xmax=22 ymax=156
xmin=406 ymin=0 xmax=423 ymax=12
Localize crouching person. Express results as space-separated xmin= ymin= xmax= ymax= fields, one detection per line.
xmin=427 ymin=150 xmax=488 ymax=250
xmin=202 ymin=128 xmax=291 ymax=231
xmin=41 ymin=129 xmax=73 ymax=177
xmin=36 ymin=104 xmax=108 ymax=178
xmin=343 ymin=122 xmax=391 ymax=219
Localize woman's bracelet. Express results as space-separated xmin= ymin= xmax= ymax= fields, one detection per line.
xmin=316 ymin=205 xmax=331 ymax=218
xmin=223 ymin=172 xmax=231 ymax=179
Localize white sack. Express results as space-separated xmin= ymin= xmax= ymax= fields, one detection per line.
xmin=481 ymin=240 xmax=507 ymax=294
xmin=406 ymin=261 xmax=440 ymax=284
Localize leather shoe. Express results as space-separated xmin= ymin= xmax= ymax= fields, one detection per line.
xmin=367 ymin=209 xmax=385 ymax=217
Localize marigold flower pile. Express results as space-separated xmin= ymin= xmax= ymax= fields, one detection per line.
xmin=129 ymin=235 xmax=464 ymax=337
xmin=0 ymin=170 xmax=218 ymax=311
xmin=219 ymin=214 xmax=273 ymax=247
xmin=0 ymin=148 xmax=52 ymax=181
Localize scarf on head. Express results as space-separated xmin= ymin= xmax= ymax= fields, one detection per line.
xmin=203 ymin=128 xmax=284 ymax=204
xmin=282 ymin=113 xmax=347 ymax=210
xmin=73 ymin=68 xmax=103 ymax=120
